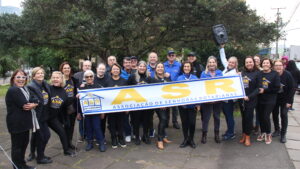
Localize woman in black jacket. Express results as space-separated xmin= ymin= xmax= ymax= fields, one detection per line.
xmin=5 ymin=69 xmax=37 ymax=169
xmin=127 ymin=61 xmax=153 ymax=145
xmin=286 ymin=60 xmax=300 ymax=110
xmin=27 ymin=67 xmax=52 ymax=164
xmin=257 ymin=58 xmax=280 ymax=145
xmin=272 ymin=60 xmax=295 ymax=143
xmin=60 ymin=62 xmax=78 ymax=149
xmin=239 ymin=56 xmax=261 ymax=146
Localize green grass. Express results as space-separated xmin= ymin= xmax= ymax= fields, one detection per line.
xmin=0 ymin=85 xmax=9 ymax=97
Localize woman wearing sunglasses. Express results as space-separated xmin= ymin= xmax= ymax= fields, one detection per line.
xmin=6 ymin=69 xmax=37 ymax=169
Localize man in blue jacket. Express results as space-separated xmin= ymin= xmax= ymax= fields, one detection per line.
xmin=164 ymin=50 xmax=181 ymax=129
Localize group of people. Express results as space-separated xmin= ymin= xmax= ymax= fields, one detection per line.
xmin=5 ymin=45 xmax=300 ymax=169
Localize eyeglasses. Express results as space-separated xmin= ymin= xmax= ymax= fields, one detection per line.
xmin=85 ymin=75 xmax=93 ymax=78
xmin=15 ymin=76 xmax=27 ymax=79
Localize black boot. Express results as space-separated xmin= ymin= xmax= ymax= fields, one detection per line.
xmin=280 ymin=132 xmax=287 ymax=143
xmin=189 ymin=138 xmax=196 ymax=149
xmin=272 ymin=130 xmax=281 ymax=137
xmin=26 ymin=153 xmax=35 ymax=162
xmin=179 ymin=139 xmax=189 ymax=148
xmin=142 ymin=135 xmax=151 ymax=144
xmin=201 ymin=131 xmax=207 ymax=144
xmin=215 ymin=131 xmax=221 ymax=144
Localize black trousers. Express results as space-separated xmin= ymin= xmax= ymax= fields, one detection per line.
xmin=272 ymin=102 xmax=289 ymax=134
xmin=108 ymin=113 xmax=125 ymax=140
xmin=149 ymin=110 xmax=155 ymax=131
xmin=130 ymin=109 xmax=152 ymax=138
xmin=64 ymin=113 xmax=76 ymax=146
xmin=166 ymin=106 xmax=179 ymax=124
xmin=30 ymin=121 xmax=51 ymax=160
xmin=179 ymin=107 xmax=197 ymax=140
xmin=48 ymin=118 xmax=69 ymax=152
xmin=201 ymin=102 xmax=222 ymax=132
xmin=156 ymin=108 xmax=168 ymax=141
xmin=11 ymin=130 xmax=29 ymax=168
xmin=257 ymin=103 xmax=275 ymax=134
xmin=101 ymin=115 xmax=107 ymax=137
xmin=240 ymin=101 xmax=255 ymax=135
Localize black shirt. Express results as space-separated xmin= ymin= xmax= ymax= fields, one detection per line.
xmin=258 ymin=70 xmax=280 ymax=104
xmin=277 ymin=70 xmax=295 ymax=104
xmin=241 ymin=69 xmax=261 ymax=106
xmin=127 ymin=72 xmax=152 ymax=85
xmin=106 ymin=77 xmax=128 ymax=87
xmin=191 ymin=61 xmax=204 ymax=78
xmin=49 ymin=86 xmax=69 ymax=120
xmin=94 ymin=75 xmax=109 ymax=87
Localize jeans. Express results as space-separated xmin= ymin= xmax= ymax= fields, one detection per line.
xmin=222 ymin=101 xmax=235 ymax=136
xmin=202 ymin=102 xmax=222 ymax=132
xmin=123 ymin=113 xmax=132 ymax=137
xmin=11 ymin=130 xmax=29 ymax=168
xmin=85 ymin=115 xmax=104 ymax=143
xmin=156 ymin=108 xmax=168 ymax=141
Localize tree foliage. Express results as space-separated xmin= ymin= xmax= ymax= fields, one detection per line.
xmin=0 ymin=0 xmax=279 ymax=72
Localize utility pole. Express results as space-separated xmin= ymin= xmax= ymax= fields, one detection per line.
xmin=272 ymin=7 xmax=285 ymax=59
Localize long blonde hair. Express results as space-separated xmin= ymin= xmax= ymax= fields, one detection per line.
xmin=50 ymin=71 xmax=65 ymax=87
xmin=205 ymin=56 xmax=218 ymax=73
xmin=134 ymin=61 xmax=149 ymax=83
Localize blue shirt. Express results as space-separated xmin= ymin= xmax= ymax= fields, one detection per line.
xmin=164 ymin=60 xmax=181 ymax=81
xmin=177 ymin=74 xmax=199 ymax=109
xmin=200 ymin=69 xmax=223 ymax=79
xmin=121 ymin=69 xmax=131 ymax=80
xmin=147 ymin=64 xmax=156 ymax=78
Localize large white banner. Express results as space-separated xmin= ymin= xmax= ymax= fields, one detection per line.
xmin=78 ymin=75 xmax=245 ymax=115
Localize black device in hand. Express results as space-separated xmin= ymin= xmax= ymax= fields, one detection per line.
xmin=212 ymin=24 xmax=228 ymax=45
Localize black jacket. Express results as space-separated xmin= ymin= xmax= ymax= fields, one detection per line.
xmin=27 ymin=80 xmax=51 ymax=122
xmin=127 ymin=73 xmax=152 ymax=85
xmin=191 ymin=61 xmax=204 ymax=78
xmin=241 ymin=69 xmax=261 ymax=107
xmin=277 ymin=70 xmax=295 ymax=104
xmin=5 ymin=86 xmax=33 ymax=133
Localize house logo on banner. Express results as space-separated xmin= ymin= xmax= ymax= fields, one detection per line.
xmin=80 ymin=93 xmax=104 ymax=113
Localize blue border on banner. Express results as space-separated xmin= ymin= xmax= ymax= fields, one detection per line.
xmin=78 ymin=75 xmax=245 ymax=115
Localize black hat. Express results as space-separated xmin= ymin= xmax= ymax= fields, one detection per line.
xmin=168 ymin=50 xmax=175 ymax=55
xmin=130 ymin=56 xmax=138 ymax=60
xmin=187 ymin=52 xmax=196 ymax=57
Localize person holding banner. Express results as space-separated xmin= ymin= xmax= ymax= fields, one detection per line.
xmin=219 ymin=45 xmax=239 ymax=140
xmin=94 ymin=63 xmax=109 ymax=139
xmin=128 ymin=61 xmax=153 ymax=145
xmin=60 ymin=62 xmax=78 ymax=150
xmin=200 ymin=56 xmax=223 ymax=144
xmin=106 ymin=63 xmax=128 ymax=149
xmin=257 ymin=58 xmax=280 ymax=144
xmin=239 ymin=56 xmax=261 ymax=146
xmin=272 ymin=60 xmax=294 ymax=143
xmin=153 ymin=62 xmax=172 ymax=150
xmin=5 ymin=69 xmax=37 ymax=169
xmin=177 ymin=62 xmax=199 ymax=148
xmin=78 ymin=70 xmax=107 ymax=152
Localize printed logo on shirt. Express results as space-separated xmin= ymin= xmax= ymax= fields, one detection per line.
xmin=64 ymin=84 xmax=74 ymax=97
xmin=51 ymin=96 xmax=63 ymax=109
xmin=262 ymin=77 xmax=270 ymax=89
xmin=243 ymin=76 xmax=251 ymax=88
xmin=138 ymin=81 xmax=146 ymax=84
xmin=279 ymin=83 xmax=285 ymax=93
xmin=42 ymin=90 xmax=49 ymax=105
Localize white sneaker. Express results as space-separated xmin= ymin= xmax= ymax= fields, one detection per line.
xmin=125 ymin=136 xmax=131 ymax=143
xmin=257 ymin=133 xmax=266 ymax=142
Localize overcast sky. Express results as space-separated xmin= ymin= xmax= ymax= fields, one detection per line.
xmin=2 ymin=0 xmax=300 ymax=47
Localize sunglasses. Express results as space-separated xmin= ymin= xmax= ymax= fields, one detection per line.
xmin=85 ymin=75 xmax=93 ymax=78
xmin=15 ymin=76 xmax=27 ymax=79
xmin=168 ymin=54 xmax=176 ymax=57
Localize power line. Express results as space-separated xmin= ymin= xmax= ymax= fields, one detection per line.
xmin=283 ymin=1 xmax=300 ymax=29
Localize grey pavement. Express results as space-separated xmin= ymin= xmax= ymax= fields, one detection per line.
xmin=0 ymin=95 xmax=298 ymax=169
